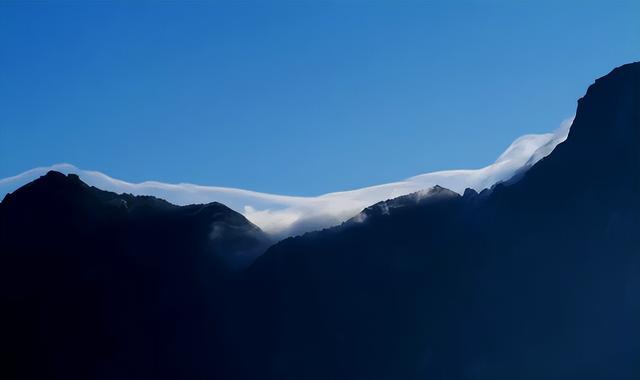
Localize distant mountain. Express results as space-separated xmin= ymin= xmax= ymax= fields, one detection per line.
xmin=234 ymin=62 xmax=640 ymax=379
xmin=1 ymin=62 xmax=639 ymax=380
xmin=0 ymin=171 xmax=270 ymax=379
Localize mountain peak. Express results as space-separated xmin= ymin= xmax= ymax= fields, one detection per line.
xmin=38 ymin=170 xmax=82 ymax=184
xmin=29 ymin=170 xmax=82 ymax=188
xmin=352 ymin=185 xmax=459 ymax=222
xmin=1 ymin=170 xmax=88 ymax=206
xmin=564 ymin=61 xmax=640 ymax=158
xmin=507 ymin=61 xmax=640 ymax=195
xmin=1 ymin=170 xmax=271 ymax=268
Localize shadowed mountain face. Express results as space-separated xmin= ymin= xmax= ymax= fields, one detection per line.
xmin=1 ymin=62 xmax=639 ymax=380
xmin=235 ymin=62 xmax=640 ymax=379
xmin=0 ymin=172 xmax=270 ymax=379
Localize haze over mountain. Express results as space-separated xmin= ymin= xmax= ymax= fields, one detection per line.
xmin=0 ymin=119 xmax=570 ymax=238
xmin=1 ymin=62 xmax=639 ymax=379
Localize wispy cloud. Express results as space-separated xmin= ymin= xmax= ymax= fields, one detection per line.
xmin=0 ymin=118 xmax=572 ymax=238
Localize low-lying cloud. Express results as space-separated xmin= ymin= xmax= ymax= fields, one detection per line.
xmin=0 ymin=118 xmax=572 ymax=239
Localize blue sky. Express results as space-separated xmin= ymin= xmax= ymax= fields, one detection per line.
xmin=1 ymin=1 xmax=638 ymax=195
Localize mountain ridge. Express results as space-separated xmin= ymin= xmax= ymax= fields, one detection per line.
xmin=0 ymin=114 xmax=571 ymax=238
xmin=1 ymin=62 xmax=639 ymax=379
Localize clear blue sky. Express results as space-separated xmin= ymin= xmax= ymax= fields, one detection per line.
xmin=1 ymin=1 xmax=638 ymax=195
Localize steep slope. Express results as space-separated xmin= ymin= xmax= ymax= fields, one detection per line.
xmin=0 ymin=172 xmax=270 ymax=380
xmin=237 ymin=62 xmax=640 ymax=379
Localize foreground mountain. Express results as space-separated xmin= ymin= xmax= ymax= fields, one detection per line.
xmin=1 ymin=62 xmax=639 ymax=380
xmin=0 ymin=172 xmax=270 ymax=379
xmin=234 ymin=62 xmax=640 ymax=379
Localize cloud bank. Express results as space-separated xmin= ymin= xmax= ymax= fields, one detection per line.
xmin=0 ymin=118 xmax=572 ymax=238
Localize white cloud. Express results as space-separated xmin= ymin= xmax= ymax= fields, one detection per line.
xmin=0 ymin=118 xmax=572 ymax=239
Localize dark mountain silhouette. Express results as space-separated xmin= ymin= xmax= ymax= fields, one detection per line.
xmin=234 ymin=62 xmax=640 ymax=379
xmin=1 ymin=62 xmax=639 ymax=380
xmin=0 ymin=172 xmax=270 ymax=379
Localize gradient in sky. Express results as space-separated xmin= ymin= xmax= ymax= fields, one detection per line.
xmin=1 ymin=1 xmax=638 ymax=195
